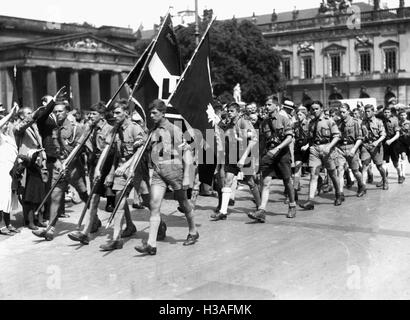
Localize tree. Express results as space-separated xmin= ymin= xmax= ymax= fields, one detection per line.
xmin=134 ymin=18 xmax=283 ymax=105
xmin=177 ymin=19 xmax=282 ymax=105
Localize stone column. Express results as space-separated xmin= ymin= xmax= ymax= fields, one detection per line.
xmin=110 ymin=72 xmax=119 ymax=98
xmin=47 ymin=68 xmax=57 ymax=94
xmin=70 ymin=69 xmax=80 ymax=109
xmin=90 ymin=71 xmax=100 ymax=105
xmin=22 ymin=67 xmax=34 ymax=107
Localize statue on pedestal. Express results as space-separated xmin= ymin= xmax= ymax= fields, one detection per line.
xmin=233 ymin=83 xmax=242 ymax=103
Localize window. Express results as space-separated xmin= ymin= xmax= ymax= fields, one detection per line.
xmin=359 ymin=51 xmax=371 ymax=73
xmin=384 ymin=48 xmax=397 ymax=73
xmin=283 ymin=58 xmax=291 ymax=80
xmin=330 ymin=54 xmax=341 ymax=77
xmin=301 ymin=56 xmax=312 ymax=79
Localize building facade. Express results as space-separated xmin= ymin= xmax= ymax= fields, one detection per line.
xmin=240 ymin=1 xmax=410 ymax=106
xmin=0 ymin=15 xmax=139 ymax=110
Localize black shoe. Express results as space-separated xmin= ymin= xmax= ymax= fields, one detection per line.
xmin=340 ymin=193 xmax=345 ymax=202
xmin=90 ymin=218 xmax=102 ymax=234
xmin=105 ymin=204 xmax=114 ymax=212
xmin=212 ymin=212 xmax=227 ymax=221
xmin=382 ymin=181 xmax=389 ymax=190
xmin=157 ymin=220 xmax=167 ymax=241
xmin=286 ymin=206 xmax=296 ymax=219
xmin=99 ymin=240 xmax=123 ymax=251
xmin=121 ymin=224 xmax=137 ymax=238
xmin=346 ymin=182 xmax=354 ymax=189
xmin=68 ymin=231 xmax=89 ymax=245
xmin=132 ymin=203 xmax=144 ymax=209
xmin=322 ymin=184 xmax=333 ymax=193
xmin=183 ymin=232 xmax=199 ymax=246
xmin=228 ymin=199 xmax=235 ymax=206
xmin=376 ymin=180 xmax=383 ymax=188
xmin=199 ymin=191 xmax=213 ymax=197
xmin=357 ymin=187 xmax=367 ymax=197
xmin=27 ymin=224 xmax=38 ymax=230
xmin=398 ymin=176 xmax=405 ymax=184
xmin=32 ymin=228 xmax=54 ymax=241
xmin=135 ymin=242 xmax=157 ymax=255
xmin=36 ymin=221 xmax=47 ymax=228
xmin=299 ymin=200 xmax=314 ymax=210
xmin=334 ymin=196 xmax=342 ymax=206
xmin=58 ymin=213 xmax=70 ymax=218
xmin=247 ymin=209 xmax=266 ymax=223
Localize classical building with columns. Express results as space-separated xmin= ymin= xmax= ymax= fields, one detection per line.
xmin=239 ymin=1 xmax=410 ymax=106
xmin=0 ymin=15 xmax=139 ymax=110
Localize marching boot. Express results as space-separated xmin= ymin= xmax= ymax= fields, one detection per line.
xmin=334 ymin=194 xmax=342 ymax=206
xmin=105 ymin=195 xmax=115 ymax=212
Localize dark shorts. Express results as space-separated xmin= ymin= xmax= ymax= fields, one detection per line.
xmin=151 ymin=162 xmax=184 ymax=190
xmin=338 ymin=145 xmax=360 ymax=171
xmin=308 ymin=144 xmax=338 ymax=170
xmin=224 ymin=161 xmax=253 ymax=176
xmin=50 ymin=158 xmax=87 ymax=194
xmin=294 ymin=144 xmax=309 ymax=163
xmin=361 ymin=143 xmax=384 ymax=166
xmin=133 ymin=154 xmax=150 ymax=190
xmin=260 ymin=148 xmax=292 ymax=180
xmin=398 ymin=139 xmax=410 ymax=158
xmin=383 ymin=141 xmax=401 ymax=163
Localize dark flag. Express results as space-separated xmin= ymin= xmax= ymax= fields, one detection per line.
xmin=127 ymin=13 xmax=182 ymax=129
xmin=168 ymin=21 xmax=216 ymax=139
xmin=168 ymin=19 xmax=217 ymax=185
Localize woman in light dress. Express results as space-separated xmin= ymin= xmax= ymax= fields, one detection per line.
xmin=0 ymin=105 xmax=19 ymax=236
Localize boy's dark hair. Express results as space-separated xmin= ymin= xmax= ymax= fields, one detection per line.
xmin=89 ymin=101 xmax=106 ymax=115
xmin=113 ymin=98 xmax=130 ymax=112
xmin=311 ymin=100 xmax=323 ymax=108
xmin=148 ymin=99 xmax=167 ymax=113
xmin=226 ymin=101 xmax=240 ymax=111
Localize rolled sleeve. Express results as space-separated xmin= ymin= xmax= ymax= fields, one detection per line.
xmin=283 ymin=117 xmax=294 ymax=138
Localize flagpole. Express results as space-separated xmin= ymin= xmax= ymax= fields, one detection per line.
xmin=167 ymin=16 xmax=216 ymax=104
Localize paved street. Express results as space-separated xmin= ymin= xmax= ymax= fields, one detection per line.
xmin=1 ymin=164 xmax=410 ymax=300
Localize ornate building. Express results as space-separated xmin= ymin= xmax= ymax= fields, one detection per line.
xmin=0 ymin=15 xmax=139 ymax=110
xmin=239 ymin=1 xmax=410 ymax=106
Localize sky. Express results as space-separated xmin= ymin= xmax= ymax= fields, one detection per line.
xmin=0 ymin=0 xmax=403 ymax=32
